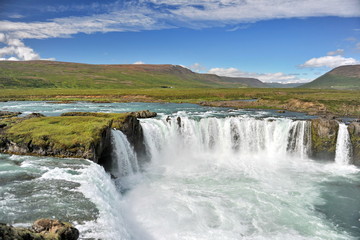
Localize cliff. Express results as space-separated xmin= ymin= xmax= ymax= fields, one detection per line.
xmin=0 ymin=111 xmax=156 ymax=163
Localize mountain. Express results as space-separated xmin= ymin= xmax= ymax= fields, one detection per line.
xmin=300 ymin=65 xmax=360 ymax=90
xmin=266 ymin=82 xmax=305 ymax=88
xmin=0 ymin=61 xmax=266 ymax=89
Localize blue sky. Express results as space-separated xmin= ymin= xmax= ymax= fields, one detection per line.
xmin=0 ymin=0 xmax=360 ymax=83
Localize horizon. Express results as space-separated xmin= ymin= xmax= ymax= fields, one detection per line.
xmin=1 ymin=0 xmax=360 ymax=84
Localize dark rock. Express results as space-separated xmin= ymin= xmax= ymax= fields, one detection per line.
xmin=0 ymin=123 xmax=6 ymax=128
xmin=166 ymin=116 xmax=171 ymax=123
xmin=310 ymin=118 xmax=339 ymax=160
xmin=349 ymin=121 xmax=360 ymax=165
xmin=132 ymin=110 xmax=157 ymax=118
xmin=0 ymin=219 xmax=79 ymax=240
xmin=177 ymin=117 xmax=181 ymax=128
xmin=277 ymin=110 xmax=286 ymax=113
xmin=23 ymin=113 xmax=45 ymax=119
xmin=0 ymin=111 xmax=21 ymax=118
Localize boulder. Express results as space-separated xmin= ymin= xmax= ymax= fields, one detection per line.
xmin=310 ymin=118 xmax=339 ymax=160
xmin=348 ymin=121 xmax=360 ymax=165
xmin=0 ymin=219 xmax=79 ymax=240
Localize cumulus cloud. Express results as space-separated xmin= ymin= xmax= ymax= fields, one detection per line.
xmin=0 ymin=33 xmax=53 ymax=61
xmin=327 ymin=49 xmax=344 ymax=56
xmin=133 ymin=61 xmax=145 ymax=64
xmin=188 ymin=63 xmax=207 ymax=72
xmin=299 ymin=55 xmax=360 ymax=68
xmin=208 ymin=67 xmax=308 ymax=83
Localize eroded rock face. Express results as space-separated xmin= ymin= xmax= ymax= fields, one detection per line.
xmin=0 ymin=219 xmax=79 ymax=240
xmin=310 ymin=118 xmax=339 ymax=160
xmin=348 ymin=121 xmax=360 ymax=165
xmin=132 ymin=110 xmax=157 ymax=118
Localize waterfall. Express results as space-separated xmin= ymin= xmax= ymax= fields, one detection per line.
xmin=140 ymin=116 xmax=311 ymax=162
xmin=110 ymin=129 xmax=139 ymax=178
xmin=335 ymin=123 xmax=352 ymax=165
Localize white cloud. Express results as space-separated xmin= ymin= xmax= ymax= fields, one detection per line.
xmin=356 ymin=42 xmax=360 ymax=50
xmin=0 ymin=0 xmax=359 ymax=41
xmin=299 ymin=55 xmax=360 ymax=68
xmin=0 ymin=33 xmax=53 ymax=61
xmin=133 ymin=61 xmax=145 ymax=64
xmin=188 ymin=63 xmax=207 ymax=72
xmin=327 ymin=49 xmax=344 ymax=56
xmin=208 ymin=67 xmax=309 ymax=83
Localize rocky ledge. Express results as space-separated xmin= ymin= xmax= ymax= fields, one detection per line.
xmin=0 ymin=110 xmax=156 ymax=163
xmin=0 ymin=219 xmax=79 ymax=240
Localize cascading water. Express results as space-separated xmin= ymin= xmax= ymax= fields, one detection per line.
xmin=1 ymin=101 xmax=360 ymax=240
xmin=117 ymin=115 xmax=359 ymax=240
xmin=335 ymin=123 xmax=352 ymax=165
xmin=141 ymin=116 xmax=312 ymax=161
xmin=110 ymin=129 xmax=139 ymax=178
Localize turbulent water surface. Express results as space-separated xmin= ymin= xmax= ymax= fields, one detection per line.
xmin=0 ymin=102 xmax=359 ymax=240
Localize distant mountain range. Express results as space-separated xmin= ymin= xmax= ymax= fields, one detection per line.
xmin=0 ymin=61 xmax=267 ymax=89
xmin=1 ymin=61 xmax=359 ymax=90
xmin=300 ymin=65 xmax=360 ymax=90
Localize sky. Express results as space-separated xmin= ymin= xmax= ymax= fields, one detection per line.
xmin=0 ymin=0 xmax=360 ymax=83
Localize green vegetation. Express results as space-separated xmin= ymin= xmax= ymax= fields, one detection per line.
xmin=0 ymin=61 xmax=265 ymax=89
xmin=1 ymin=113 xmax=129 ymax=158
xmin=301 ymin=65 xmax=360 ymax=90
xmin=1 ymin=87 xmax=359 ymax=117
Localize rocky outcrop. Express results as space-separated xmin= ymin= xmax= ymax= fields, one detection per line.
xmin=0 ymin=111 xmax=21 ymax=118
xmin=0 ymin=219 xmax=79 ymax=240
xmin=132 ymin=110 xmax=157 ymax=118
xmin=310 ymin=117 xmax=339 ymax=160
xmin=348 ymin=121 xmax=360 ymax=165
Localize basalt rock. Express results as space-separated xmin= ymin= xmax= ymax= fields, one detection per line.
xmin=0 ymin=219 xmax=79 ymax=240
xmin=348 ymin=121 xmax=360 ymax=165
xmin=310 ymin=118 xmax=339 ymax=160
xmin=132 ymin=110 xmax=157 ymax=118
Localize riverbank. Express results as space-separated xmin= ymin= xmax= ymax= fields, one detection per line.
xmin=1 ymin=88 xmax=359 ymax=117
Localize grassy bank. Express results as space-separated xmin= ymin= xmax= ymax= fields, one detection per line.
xmin=1 ymin=88 xmax=359 ymax=117
xmin=0 ymin=112 xmax=129 ymax=159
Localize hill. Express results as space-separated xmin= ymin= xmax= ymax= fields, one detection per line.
xmin=300 ymin=65 xmax=360 ymax=89
xmin=0 ymin=61 xmax=267 ymax=89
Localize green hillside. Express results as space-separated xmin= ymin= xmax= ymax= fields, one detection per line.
xmin=300 ymin=65 xmax=360 ymax=90
xmin=0 ymin=61 xmax=266 ymax=89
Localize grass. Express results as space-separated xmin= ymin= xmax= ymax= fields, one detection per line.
xmin=1 ymin=87 xmax=359 ymax=117
xmin=4 ymin=113 xmax=128 ymax=152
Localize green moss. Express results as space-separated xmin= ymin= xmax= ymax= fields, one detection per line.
xmin=310 ymin=119 xmax=339 ymax=159
xmin=6 ymin=116 xmax=111 ymax=150
xmin=2 ymin=112 xmax=133 ymax=159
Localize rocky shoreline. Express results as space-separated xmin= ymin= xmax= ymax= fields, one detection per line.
xmin=0 ymin=219 xmax=79 ymax=240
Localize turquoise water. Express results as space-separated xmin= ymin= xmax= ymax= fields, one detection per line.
xmin=0 ymin=101 xmax=359 ymax=239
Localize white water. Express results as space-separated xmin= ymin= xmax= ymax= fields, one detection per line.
xmin=110 ymin=129 xmax=139 ymax=178
xmin=141 ymin=116 xmax=311 ymax=162
xmin=113 ymin=116 xmax=357 ymax=240
xmin=335 ymin=123 xmax=352 ymax=165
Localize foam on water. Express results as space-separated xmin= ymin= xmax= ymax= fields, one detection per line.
xmin=116 ymin=116 xmax=358 ymax=240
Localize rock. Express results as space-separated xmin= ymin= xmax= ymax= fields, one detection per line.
xmin=177 ymin=117 xmax=181 ymax=128
xmin=132 ymin=110 xmax=157 ymax=118
xmin=0 ymin=111 xmax=21 ymax=118
xmin=348 ymin=121 xmax=360 ymax=165
xmin=277 ymin=110 xmax=286 ymax=113
xmin=23 ymin=113 xmax=45 ymax=119
xmin=0 ymin=219 xmax=79 ymax=240
xmin=310 ymin=118 xmax=339 ymax=160
xmin=0 ymin=123 xmax=6 ymax=128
